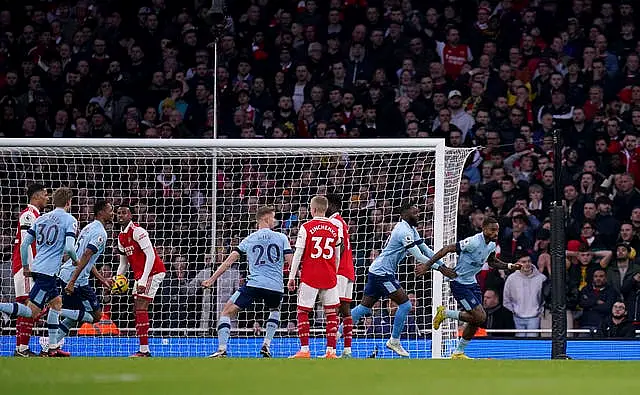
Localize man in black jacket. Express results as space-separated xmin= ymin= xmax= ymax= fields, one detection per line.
xmin=598 ymin=301 xmax=636 ymax=338
xmin=483 ymin=288 xmax=515 ymax=337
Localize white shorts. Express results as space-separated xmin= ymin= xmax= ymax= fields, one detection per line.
xmin=297 ymin=282 xmax=340 ymax=309
xmin=13 ymin=268 xmax=31 ymax=299
xmin=337 ymin=275 xmax=354 ymax=302
xmin=133 ymin=272 xmax=166 ymax=301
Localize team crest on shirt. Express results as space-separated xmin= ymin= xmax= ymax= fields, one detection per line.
xmin=96 ymin=235 xmax=105 ymax=246
xmin=459 ymin=238 xmax=472 ymax=249
xmin=403 ymin=235 xmax=414 ymax=245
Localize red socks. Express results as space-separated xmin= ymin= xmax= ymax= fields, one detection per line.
xmin=343 ymin=316 xmax=353 ymax=348
xmin=326 ymin=311 xmax=338 ymax=349
xmin=297 ymin=309 xmax=310 ymax=347
xmin=135 ymin=310 xmax=149 ymax=346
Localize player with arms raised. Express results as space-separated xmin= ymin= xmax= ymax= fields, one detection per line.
xmin=11 ymin=184 xmax=48 ymax=357
xmin=416 ymin=217 xmax=521 ymax=359
xmin=349 ymin=203 xmax=450 ymax=357
xmin=116 ymin=205 xmax=167 ymax=358
xmin=50 ymin=201 xmax=114 ymax=356
xmin=288 ymin=195 xmax=343 ymax=359
xmin=203 ymin=206 xmax=293 ymax=358
xmin=0 ymin=188 xmax=79 ymax=358
xmin=326 ymin=194 xmax=355 ymax=358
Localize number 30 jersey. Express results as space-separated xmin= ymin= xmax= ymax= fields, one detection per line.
xmin=238 ymin=228 xmax=292 ymax=292
xmin=28 ymin=208 xmax=78 ymax=276
xmin=296 ymin=217 xmax=343 ymax=289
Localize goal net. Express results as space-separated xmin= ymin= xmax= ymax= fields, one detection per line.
xmin=0 ymin=139 xmax=472 ymax=358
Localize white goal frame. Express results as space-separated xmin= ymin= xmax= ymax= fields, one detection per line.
xmin=0 ymin=137 xmax=471 ymax=359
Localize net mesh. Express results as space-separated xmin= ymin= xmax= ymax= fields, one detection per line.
xmin=0 ymin=143 xmax=472 ymax=358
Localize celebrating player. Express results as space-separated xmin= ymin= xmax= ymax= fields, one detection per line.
xmin=203 ymin=206 xmax=293 ymax=358
xmin=288 ymin=195 xmax=343 ymax=359
xmin=0 ymin=188 xmax=79 ymax=353
xmin=50 ymin=201 xmax=114 ymax=356
xmin=116 ymin=204 xmax=167 ymax=358
xmin=416 ymin=217 xmax=521 ymax=359
xmin=349 ymin=203 xmax=448 ymax=357
xmin=10 ymin=184 xmax=49 ymax=357
xmin=326 ymin=194 xmax=355 ymax=358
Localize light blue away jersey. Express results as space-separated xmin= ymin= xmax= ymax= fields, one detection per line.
xmin=59 ymin=220 xmax=108 ymax=286
xmin=238 ymin=228 xmax=292 ymax=292
xmin=454 ymin=232 xmax=497 ymax=285
xmin=369 ymin=220 xmax=422 ymax=276
xmin=28 ymin=208 xmax=78 ymax=276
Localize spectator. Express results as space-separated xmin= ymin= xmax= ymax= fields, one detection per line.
xmin=598 ymin=301 xmax=636 ymax=338
xmin=578 ymin=269 xmax=618 ymax=334
xmin=483 ymin=288 xmax=515 ymax=337
xmin=503 ymin=253 xmax=546 ymax=337
xmin=607 ymin=243 xmax=640 ymax=298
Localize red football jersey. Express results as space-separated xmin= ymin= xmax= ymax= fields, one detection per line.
xmin=12 ymin=205 xmax=40 ymax=275
xmin=118 ymin=222 xmax=166 ymax=280
xmin=330 ymin=213 xmax=355 ymax=281
xmin=297 ymin=217 xmax=343 ymax=289
xmin=440 ymin=43 xmax=471 ymax=79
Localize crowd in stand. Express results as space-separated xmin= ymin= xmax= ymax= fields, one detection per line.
xmin=1 ymin=0 xmax=640 ymax=338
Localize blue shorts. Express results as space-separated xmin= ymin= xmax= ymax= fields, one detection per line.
xmin=61 ymin=281 xmax=101 ymax=313
xmin=29 ymin=273 xmax=60 ymax=309
xmin=363 ymin=272 xmax=402 ymax=300
xmin=450 ymin=281 xmax=482 ymax=312
xmin=230 ymin=286 xmax=282 ymax=310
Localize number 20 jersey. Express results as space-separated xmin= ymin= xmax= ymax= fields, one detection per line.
xmin=296 ymin=217 xmax=343 ymax=289
xmin=238 ymin=228 xmax=292 ymax=292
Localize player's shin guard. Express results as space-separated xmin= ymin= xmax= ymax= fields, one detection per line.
xmin=391 ymin=301 xmax=412 ymax=340
xmin=343 ymin=316 xmax=353 ymax=350
xmin=0 ymin=302 xmax=33 ymax=318
xmin=325 ymin=311 xmax=338 ymax=350
xmin=217 ymin=316 xmax=232 ymax=351
xmin=135 ymin=309 xmax=150 ymax=353
xmin=264 ymin=311 xmax=280 ymax=347
xmin=46 ymin=309 xmax=60 ymax=347
xmin=296 ymin=309 xmax=310 ymax=352
xmin=57 ymin=318 xmax=76 ymax=343
xmin=350 ymin=304 xmax=372 ymax=325
xmin=59 ymin=309 xmax=94 ymax=323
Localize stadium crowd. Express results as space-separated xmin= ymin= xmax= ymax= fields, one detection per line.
xmin=1 ymin=0 xmax=640 ymax=339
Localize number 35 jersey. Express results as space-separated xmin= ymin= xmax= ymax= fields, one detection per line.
xmin=296 ymin=217 xmax=343 ymax=290
xmin=28 ymin=208 xmax=78 ymax=276
xmin=238 ymin=228 xmax=292 ymax=293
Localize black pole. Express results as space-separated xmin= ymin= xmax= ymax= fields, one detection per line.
xmin=550 ymin=129 xmax=569 ymax=359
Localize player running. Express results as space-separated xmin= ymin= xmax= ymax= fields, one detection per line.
xmin=203 ymin=206 xmax=293 ymax=358
xmin=349 ymin=203 xmax=450 ymax=357
xmin=0 ymin=188 xmax=79 ymax=356
xmin=50 ymin=201 xmax=114 ymax=356
xmin=416 ymin=217 xmax=521 ymax=359
xmin=116 ymin=204 xmax=167 ymax=358
xmin=288 ymin=195 xmax=343 ymax=359
xmin=326 ymin=194 xmax=355 ymax=358
xmin=11 ymin=184 xmax=49 ymax=357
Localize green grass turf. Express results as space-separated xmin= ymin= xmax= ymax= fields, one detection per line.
xmin=0 ymin=358 xmax=638 ymax=395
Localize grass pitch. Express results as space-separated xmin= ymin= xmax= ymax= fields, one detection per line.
xmin=0 ymin=358 xmax=637 ymax=395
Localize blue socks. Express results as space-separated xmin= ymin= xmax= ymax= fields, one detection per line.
xmin=0 ymin=302 xmax=32 ymax=318
xmin=445 ymin=309 xmax=460 ymax=320
xmin=47 ymin=309 xmax=60 ymax=346
xmin=217 ymin=316 xmax=231 ymax=351
xmin=392 ymin=301 xmax=412 ymax=339
xmin=351 ymin=304 xmax=372 ymax=325
xmin=455 ymin=338 xmax=470 ymax=354
xmin=59 ymin=309 xmax=94 ymax=323
xmin=264 ymin=311 xmax=279 ymax=347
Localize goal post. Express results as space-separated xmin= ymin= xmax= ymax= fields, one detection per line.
xmin=0 ymin=138 xmax=473 ymax=358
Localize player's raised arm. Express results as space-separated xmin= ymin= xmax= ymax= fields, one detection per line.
xmin=202 ymin=248 xmax=242 ymax=288
xmin=132 ymin=226 xmax=155 ymax=286
xmin=415 ymin=243 xmax=458 ymax=278
xmin=288 ymin=226 xmax=307 ymax=291
xmin=487 ymin=252 xmax=521 ymax=271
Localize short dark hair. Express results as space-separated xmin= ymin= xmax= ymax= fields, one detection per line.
xmin=482 ymin=217 xmax=499 ymax=227
xmin=117 ymin=204 xmax=134 ymax=214
xmin=26 ymin=184 xmax=46 ymax=200
xmin=93 ymin=200 xmax=110 ymax=216
xmin=326 ymin=194 xmax=342 ymax=211
xmin=400 ymin=201 xmax=416 ymax=215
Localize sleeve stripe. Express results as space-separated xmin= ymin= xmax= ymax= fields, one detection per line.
xmin=415 ymin=239 xmax=424 ymax=245
xmin=283 ymin=249 xmax=293 ymax=255
xmin=86 ymin=244 xmax=99 ymax=253
xmin=20 ymin=225 xmax=30 ymax=230
xmin=27 ymin=229 xmax=35 ymax=237
xmin=233 ymin=247 xmax=243 ymax=255
xmin=65 ymin=232 xmax=76 ymax=238
xmin=456 ymin=242 xmax=462 ymax=254
xmin=404 ymin=242 xmax=416 ymax=250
